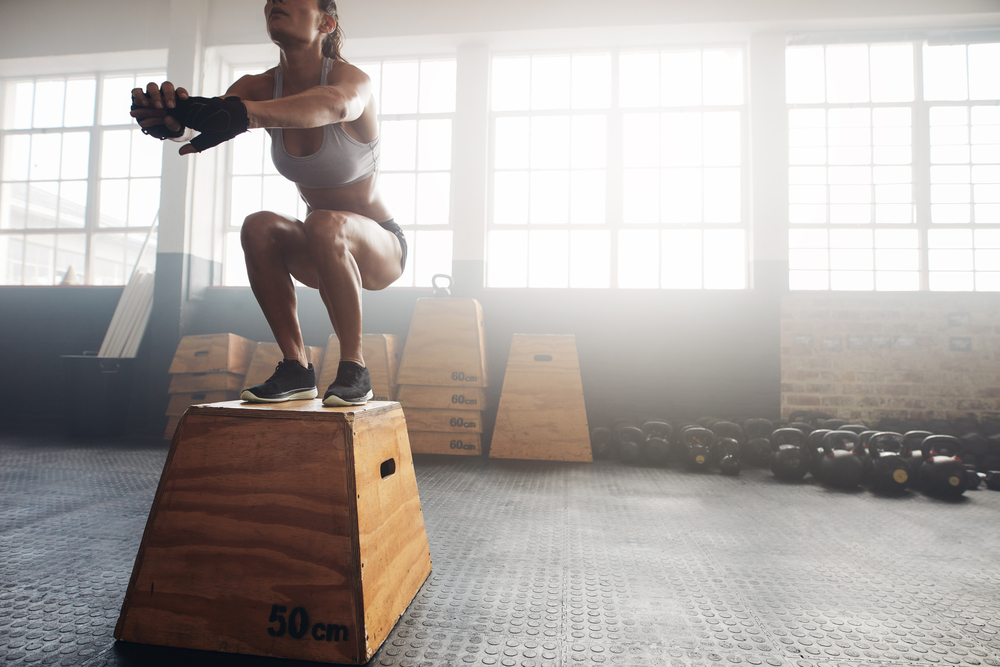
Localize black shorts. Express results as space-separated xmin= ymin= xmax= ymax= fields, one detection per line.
xmin=377 ymin=218 xmax=407 ymax=272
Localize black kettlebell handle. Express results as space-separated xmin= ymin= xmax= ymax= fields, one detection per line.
xmin=921 ymin=434 xmax=962 ymax=459
xmin=901 ymin=430 xmax=934 ymax=456
xmin=718 ymin=437 xmax=739 ymax=458
xmin=822 ymin=430 xmax=860 ymax=456
xmin=772 ymin=427 xmax=806 ymax=448
xmin=711 ymin=421 xmax=743 ymax=443
xmin=682 ymin=427 xmax=716 ymax=447
xmin=867 ymin=432 xmax=903 ymax=459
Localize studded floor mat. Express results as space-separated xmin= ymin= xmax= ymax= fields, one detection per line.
xmin=1 ymin=433 xmax=999 ymax=667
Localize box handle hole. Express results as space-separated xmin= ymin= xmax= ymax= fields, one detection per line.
xmin=380 ymin=458 xmax=396 ymax=479
xmin=534 ymin=355 xmax=553 ymax=362
xmin=194 ymin=350 xmax=209 ymax=357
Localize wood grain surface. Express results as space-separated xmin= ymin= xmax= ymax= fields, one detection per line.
xmin=407 ymin=431 xmax=482 ymax=456
xmin=168 ymin=372 xmax=245 ymax=394
xmin=396 ymin=299 xmax=488 ymax=388
xmin=349 ymin=406 xmax=432 ymax=658
xmin=402 ymin=408 xmax=483 ymax=434
xmin=396 ymin=385 xmax=486 ymax=411
xmin=165 ymin=391 xmax=241 ymax=417
xmin=116 ymin=400 xmax=430 ymax=664
xmin=490 ymin=335 xmax=592 ymax=463
xmin=167 ymin=334 xmax=256 ymax=375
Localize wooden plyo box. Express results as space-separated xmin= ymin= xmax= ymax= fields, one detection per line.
xmin=396 ymin=299 xmax=488 ymax=388
xmin=407 ymin=432 xmax=482 ymax=456
xmin=490 ymin=334 xmax=592 ymax=463
xmin=403 ymin=408 xmax=483 ymax=434
xmin=116 ymin=400 xmax=432 ymax=665
xmin=168 ymin=372 xmax=245 ymax=394
xmin=165 ymin=391 xmax=241 ymax=417
xmin=168 ymin=334 xmax=256 ymax=375
xmin=396 ymin=385 xmax=485 ymax=411
xmin=318 ymin=334 xmax=402 ymax=402
xmin=243 ymin=342 xmax=326 ymax=389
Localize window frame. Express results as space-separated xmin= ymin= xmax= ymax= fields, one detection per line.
xmin=785 ymin=38 xmax=1000 ymax=292
xmin=0 ymin=68 xmax=164 ymax=286
xmin=485 ymin=45 xmax=750 ymax=290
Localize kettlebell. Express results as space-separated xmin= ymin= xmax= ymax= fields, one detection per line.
xmin=806 ymin=429 xmax=833 ymax=478
xmin=902 ymin=430 xmax=934 ymax=473
xmin=613 ymin=420 xmax=644 ymax=465
xmin=431 ymin=273 xmax=452 ymax=298
xmin=919 ymin=434 xmax=970 ymax=498
xmin=681 ymin=427 xmax=716 ymax=471
xmin=864 ymin=431 xmax=910 ymax=494
xmin=641 ymin=420 xmax=674 ymax=466
xmin=742 ymin=418 xmax=775 ymax=465
xmin=716 ymin=437 xmax=742 ymax=476
xmin=590 ymin=427 xmax=613 ymax=460
xmin=710 ymin=421 xmax=744 ymax=445
xmin=819 ymin=430 xmax=865 ymax=488
xmin=769 ymin=427 xmax=811 ymax=481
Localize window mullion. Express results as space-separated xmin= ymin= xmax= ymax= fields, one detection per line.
xmin=608 ymin=50 xmax=622 ymax=289
xmin=912 ymin=42 xmax=931 ymax=291
xmin=84 ymin=75 xmax=105 ymax=286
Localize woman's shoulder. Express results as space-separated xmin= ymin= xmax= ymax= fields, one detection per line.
xmin=228 ymin=67 xmax=278 ymax=102
xmin=324 ymin=59 xmax=371 ymax=87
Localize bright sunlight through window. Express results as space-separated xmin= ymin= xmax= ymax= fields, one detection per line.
xmin=488 ymin=48 xmax=746 ymax=289
xmin=786 ymin=41 xmax=1000 ymax=292
xmin=1 ymin=72 xmax=162 ymax=285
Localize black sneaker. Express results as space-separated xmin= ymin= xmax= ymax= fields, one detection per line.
xmin=240 ymin=360 xmax=318 ymax=403
xmin=323 ymin=361 xmax=374 ymax=407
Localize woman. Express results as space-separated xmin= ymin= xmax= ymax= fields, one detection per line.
xmin=131 ymin=0 xmax=402 ymax=406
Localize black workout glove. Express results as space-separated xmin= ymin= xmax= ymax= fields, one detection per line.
xmin=171 ymin=95 xmax=250 ymax=152
xmin=131 ymin=97 xmax=186 ymax=140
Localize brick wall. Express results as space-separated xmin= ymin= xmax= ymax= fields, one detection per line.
xmin=781 ymin=293 xmax=1000 ymax=423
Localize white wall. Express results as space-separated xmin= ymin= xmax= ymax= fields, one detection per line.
xmin=0 ymin=0 xmax=169 ymax=60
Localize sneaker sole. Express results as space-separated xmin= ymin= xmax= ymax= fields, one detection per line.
xmin=322 ymin=390 xmax=374 ymax=407
xmin=240 ymin=387 xmax=319 ymax=403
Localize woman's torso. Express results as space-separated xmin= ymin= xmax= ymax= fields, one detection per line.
xmin=249 ymin=58 xmax=392 ymax=222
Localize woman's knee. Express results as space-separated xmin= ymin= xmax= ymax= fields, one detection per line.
xmin=241 ymin=211 xmax=292 ymax=252
xmin=302 ymin=210 xmax=352 ymax=251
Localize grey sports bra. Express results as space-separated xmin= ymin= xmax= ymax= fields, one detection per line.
xmin=267 ymin=58 xmax=380 ymax=189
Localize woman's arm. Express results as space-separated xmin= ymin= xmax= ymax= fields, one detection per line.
xmin=243 ymin=65 xmax=371 ymax=130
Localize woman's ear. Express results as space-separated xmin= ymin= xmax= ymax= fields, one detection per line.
xmin=320 ymin=15 xmax=336 ymax=35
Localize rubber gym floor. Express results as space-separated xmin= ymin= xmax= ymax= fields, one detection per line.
xmin=2 ymin=431 xmax=999 ymax=667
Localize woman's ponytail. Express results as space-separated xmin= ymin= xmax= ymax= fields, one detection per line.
xmin=318 ymin=0 xmax=346 ymax=61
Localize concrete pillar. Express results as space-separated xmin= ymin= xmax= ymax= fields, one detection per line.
xmin=748 ymin=32 xmax=789 ymax=294
xmin=143 ymin=0 xmax=221 ymax=433
xmin=449 ymin=43 xmax=490 ymax=297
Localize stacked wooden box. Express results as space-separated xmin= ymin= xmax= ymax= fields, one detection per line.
xmin=165 ymin=334 xmax=256 ymax=439
xmin=395 ymin=298 xmax=488 ymax=455
xmin=318 ymin=334 xmax=402 ymax=402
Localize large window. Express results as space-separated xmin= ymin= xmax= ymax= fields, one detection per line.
xmin=487 ymin=47 xmax=747 ymax=289
xmin=786 ymin=41 xmax=1000 ymax=291
xmin=0 ymin=72 xmax=163 ymax=285
xmin=223 ymin=58 xmax=456 ymax=287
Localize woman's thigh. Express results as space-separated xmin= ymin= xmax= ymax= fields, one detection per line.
xmin=301 ymin=210 xmax=403 ymax=291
